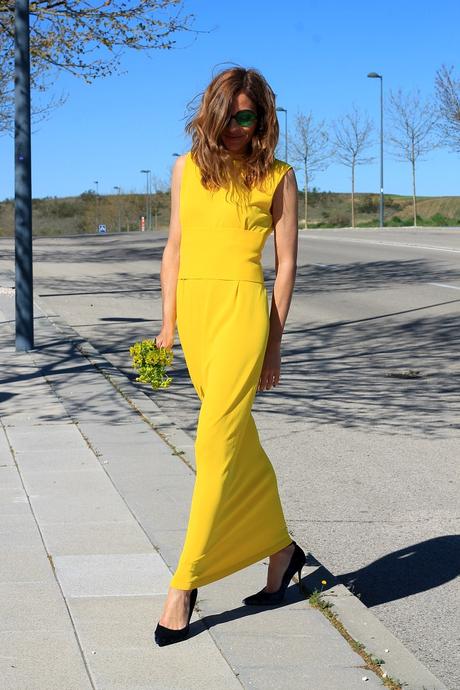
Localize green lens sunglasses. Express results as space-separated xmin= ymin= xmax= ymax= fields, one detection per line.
xmin=226 ymin=109 xmax=258 ymax=128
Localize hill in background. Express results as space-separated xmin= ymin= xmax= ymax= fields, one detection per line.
xmin=0 ymin=190 xmax=459 ymax=236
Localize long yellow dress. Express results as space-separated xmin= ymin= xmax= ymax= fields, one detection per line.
xmin=169 ymin=151 xmax=293 ymax=590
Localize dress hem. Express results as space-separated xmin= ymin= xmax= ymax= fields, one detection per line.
xmin=169 ymin=532 xmax=293 ymax=590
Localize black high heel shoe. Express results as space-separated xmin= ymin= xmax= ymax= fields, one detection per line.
xmin=154 ymin=588 xmax=198 ymax=646
xmin=242 ymin=540 xmax=307 ymax=606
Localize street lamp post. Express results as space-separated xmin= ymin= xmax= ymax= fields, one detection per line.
xmin=367 ymin=72 xmax=384 ymax=227
xmin=140 ymin=169 xmax=151 ymax=231
xmin=93 ymin=180 xmax=99 ymax=229
xmin=276 ymin=107 xmax=288 ymax=162
xmin=113 ymin=186 xmax=122 ymax=232
xmin=14 ymin=0 xmax=33 ymax=351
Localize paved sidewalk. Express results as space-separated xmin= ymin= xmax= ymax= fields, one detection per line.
xmin=0 ymin=289 xmax=448 ymax=690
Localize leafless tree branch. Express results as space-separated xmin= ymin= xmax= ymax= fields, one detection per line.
xmin=332 ymin=105 xmax=375 ymax=227
xmin=289 ymin=111 xmax=331 ymax=228
xmin=386 ymin=87 xmax=440 ymax=225
xmin=434 ymin=63 xmax=460 ymax=153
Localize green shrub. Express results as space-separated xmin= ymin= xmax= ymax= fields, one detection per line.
xmin=428 ymin=213 xmax=450 ymax=226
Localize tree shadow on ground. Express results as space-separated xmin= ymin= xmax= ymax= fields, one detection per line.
xmin=266 ymin=258 xmax=460 ymax=295
xmin=31 ymin=233 xmax=167 ymax=264
xmin=100 ymin=301 xmax=460 ymax=439
xmin=2 ymin=255 xmax=460 ymax=437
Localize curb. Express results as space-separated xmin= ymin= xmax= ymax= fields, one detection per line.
xmin=30 ymin=293 xmax=449 ymax=690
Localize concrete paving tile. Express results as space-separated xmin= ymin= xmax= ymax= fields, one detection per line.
xmin=29 ymin=484 xmax=131 ymax=524
xmin=77 ymin=421 xmax=160 ymax=447
xmin=54 ymin=552 xmax=171 ymax=597
xmin=116 ymin=482 xmax=192 ymax=531
xmin=68 ymin=594 xmax=242 ymax=690
xmin=20 ymin=467 xmax=106 ymax=496
xmin=0 ymin=487 xmax=30 ymax=515
xmin=40 ymin=519 xmax=155 ymax=556
xmin=2 ymin=412 xmax=73 ymax=427
xmin=0 ymin=380 xmax=53 ymax=394
xmin=0 ymin=544 xmax=57 ymax=584
xmin=65 ymin=408 xmax=136 ymax=425
xmin=15 ymin=447 xmax=99 ymax=472
xmin=0 ymin=629 xmax=93 ymax=690
xmin=0 ymin=514 xmax=41 ymax=547
xmin=104 ymin=460 xmax=192 ymax=502
xmin=80 ymin=644 xmax=243 ymax=690
xmin=1 ymin=397 xmax=67 ymax=421
xmin=0 ymin=428 xmax=13 ymax=466
xmin=0 ymin=581 xmax=73 ymax=632
xmin=5 ymin=424 xmax=90 ymax=453
xmin=145 ymin=528 xmax=187 ymax=572
xmin=0 ymin=466 xmax=23 ymax=489
xmin=234 ymin=663 xmax=382 ymax=690
xmin=94 ymin=443 xmax=190 ymax=476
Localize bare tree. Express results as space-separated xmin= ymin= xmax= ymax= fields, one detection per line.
xmin=0 ymin=53 xmax=11 ymax=134
xmin=0 ymin=1 xmax=195 ymax=81
xmin=289 ymin=111 xmax=331 ymax=228
xmin=332 ymin=105 xmax=375 ymax=227
xmin=0 ymin=56 xmax=66 ymax=135
xmin=435 ymin=64 xmax=460 ymax=153
xmin=386 ymin=88 xmax=439 ymax=227
xmin=0 ymin=1 xmax=195 ymax=130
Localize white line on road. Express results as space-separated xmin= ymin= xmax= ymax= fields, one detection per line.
xmin=300 ymin=234 xmax=460 ymax=254
xmin=426 ymin=282 xmax=460 ymax=290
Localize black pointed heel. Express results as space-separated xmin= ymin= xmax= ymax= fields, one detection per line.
xmin=242 ymin=540 xmax=307 ymax=606
xmin=154 ymin=588 xmax=198 ymax=646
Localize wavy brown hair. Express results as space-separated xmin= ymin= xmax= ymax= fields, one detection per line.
xmin=185 ymin=66 xmax=280 ymax=191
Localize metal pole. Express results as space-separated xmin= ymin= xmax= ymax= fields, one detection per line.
xmin=140 ymin=170 xmax=150 ymax=231
xmin=14 ymin=0 xmax=33 ymax=351
xmin=367 ymin=73 xmax=384 ymax=227
xmin=94 ymin=180 xmax=99 ymax=229
xmin=146 ymin=173 xmax=149 ymax=231
xmin=148 ymin=171 xmax=152 ymax=232
xmin=379 ymin=76 xmax=384 ymax=227
xmin=113 ymin=186 xmax=121 ymax=232
xmin=276 ymin=108 xmax=288 ymax=162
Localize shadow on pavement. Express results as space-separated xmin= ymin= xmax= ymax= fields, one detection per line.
xmin=337 ymin=536 xmax=460 ymax=607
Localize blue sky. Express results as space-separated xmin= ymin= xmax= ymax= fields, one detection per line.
xmin=1 ymin=0 xmax=459 ymax=201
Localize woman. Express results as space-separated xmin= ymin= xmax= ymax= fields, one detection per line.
xmin=154 ymin=66 xmax=306 ymax=647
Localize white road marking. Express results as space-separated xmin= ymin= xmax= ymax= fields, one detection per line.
xmin=300 ymin=234 xmax=460 ymax=254
xmin=426 ymin=282 xmax=460 ymax=290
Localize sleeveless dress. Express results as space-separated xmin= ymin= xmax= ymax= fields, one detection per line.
xmin=169 ymin=151 xmax=293 ymax=590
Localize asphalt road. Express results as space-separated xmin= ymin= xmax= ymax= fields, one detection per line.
xmin=1 ymin=227 xmax=459 ymax=689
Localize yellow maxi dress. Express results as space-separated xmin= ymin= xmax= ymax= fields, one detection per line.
xmin=169 ymin=151 xmax=293 ymax=590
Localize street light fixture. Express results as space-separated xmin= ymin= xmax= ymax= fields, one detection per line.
xmin=140 ymin=169 xmax=151 ymax=231
xmin=276 ymin=107 xmax=288 ymax=163
xmin=367 ymin=72 xmax=384 ymax=227
xmin=113 ymin=186 xmax=122 ymax=233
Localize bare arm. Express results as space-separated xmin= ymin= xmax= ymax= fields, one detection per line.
xmin=258 ymin=167 xmax=298 ymax=391
xmin=154 ymin=154 xmax=186 ymax=349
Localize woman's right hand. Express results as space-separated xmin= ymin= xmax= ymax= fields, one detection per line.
xmin=154 ymin=325 xmax=175 ymax=350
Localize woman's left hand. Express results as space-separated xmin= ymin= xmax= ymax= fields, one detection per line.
xmin=258 ymin=341 xmax=281 ymax=391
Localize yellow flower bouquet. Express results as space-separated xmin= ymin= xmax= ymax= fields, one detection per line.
xmin=129 ymin=338 xmax=173 ymax=389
